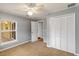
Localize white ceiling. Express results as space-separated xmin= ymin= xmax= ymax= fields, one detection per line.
xmin=0 ymin=3 xmax=76 ymax=20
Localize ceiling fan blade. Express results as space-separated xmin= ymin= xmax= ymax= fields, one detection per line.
xmin=15 ymin=5 xmax=30 ymax=11
xmin=34 ymin=5 xmax=44 ymax=12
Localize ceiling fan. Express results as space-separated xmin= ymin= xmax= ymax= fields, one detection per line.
xmin=16 ymin=3 xmax=44 ymax=16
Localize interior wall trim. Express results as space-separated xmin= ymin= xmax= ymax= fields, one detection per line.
xmin=75 ymin=53 xmax=79 ymax=56
xmin=47 ymin=44 xmax=78 ymax=55
xmin=0 ymin=40 xmax=31 ymax=52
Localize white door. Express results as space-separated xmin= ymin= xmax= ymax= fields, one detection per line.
xmin=31 ymin=21 xmax=38 ymax=42
xmin=48 ymin=18 xmax=56 ymax=48
xmin=67 ymin=14 xmax=75 ymax=53
xmin=48 ymin=17 xmax=61 ymax=49
xmin=60 ymin=16 xmax=67 ymax=51
xmin=55 ymin=18 xmax=61 ymax=49
xmin=47 ymin=13 xmax=75 ymax=54
xmin=38 ymin=22 xmax=43 ymax=38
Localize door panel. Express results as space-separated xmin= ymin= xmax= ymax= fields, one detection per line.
xmin=48 ymin=18 xmax=56 ymax=48
xmin=60 ymin=16 xmax=67 ymax=51
xmin=55 ymin=18 xmax=61 ymax=49
xmin=67 ymin=14 xmax=75 ymax=53
xmin=31 ymin=21 xmax=38 ymax=42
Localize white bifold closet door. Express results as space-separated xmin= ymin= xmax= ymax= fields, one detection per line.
xmin=47 ymin=13 xmax=75 ymax=53
xmin=60 ymin=16 xmax=67 ymax=51
xmin=67 ymin=14 xmax=75 ymax=53
xmin=55 ymin=18 xmax=61 ymax=49
xmin=60 ymin=14 xmax=75 ymax=53
xmin=48 ymin=18 xmax=56 ymax=48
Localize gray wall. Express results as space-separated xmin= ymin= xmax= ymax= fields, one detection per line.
xmin=0 ymin=12 xmax=31 ymax=50
xmin=45 ymin=6 xmax=79 ymax=54
xmin=75 ymin=6 xmax=79 ymax=54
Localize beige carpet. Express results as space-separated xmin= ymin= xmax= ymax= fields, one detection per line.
xmin=0 ymin=41 xmax=75 ymax=56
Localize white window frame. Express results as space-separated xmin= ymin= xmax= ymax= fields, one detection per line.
xmin=0 ymin=19 xmax=17 ymax=45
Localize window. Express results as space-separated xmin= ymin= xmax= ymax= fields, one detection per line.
xmin=0 ymin=20 xmax=16 ymax=43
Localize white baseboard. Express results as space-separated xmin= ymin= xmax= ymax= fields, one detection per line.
xmin=47 ymin=44 xmax=78 ymax=56
xmin=47 ymin=44 xmax=52 ymax=48
xmin=1 ymin=40 xmax=17 ymax=45
xmin=0 ymin=40 xmax=30 ymax=52
xmin=75 ymin=53 xmax=79 ymax=56
xmin=31 ymin=39 xmax=38 ymax=42
xmin=31 ymin=40 xmax=36 ymax=42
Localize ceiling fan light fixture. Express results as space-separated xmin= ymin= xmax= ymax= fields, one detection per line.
xmin=27 ymin=11 xmax=33 ymax=16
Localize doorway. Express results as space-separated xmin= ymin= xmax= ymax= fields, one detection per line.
xmin=31 ymin=21 xmax=38 ymax=42
xmin=38 ymin=22 xmax=43 ymax=41
xmin=31 ymin=21 xmax=44 ymax=42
